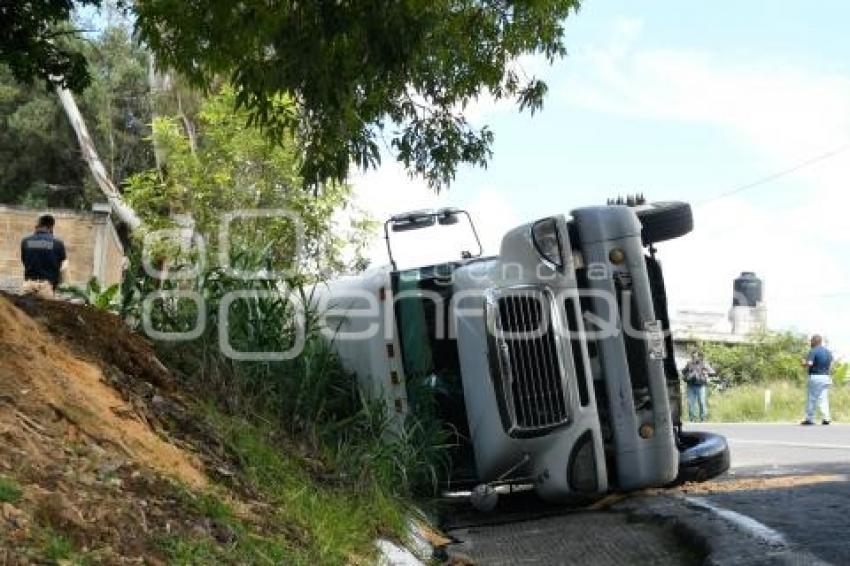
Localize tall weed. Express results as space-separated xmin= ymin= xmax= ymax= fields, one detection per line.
xmin=129 ymin=247 xmax=449 ymax=497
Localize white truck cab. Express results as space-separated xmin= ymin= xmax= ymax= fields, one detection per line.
xmin=315 ymin=200 xmax=729 ymax=507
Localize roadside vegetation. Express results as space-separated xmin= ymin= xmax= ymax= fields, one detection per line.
xmin=126 ymin=268 xmax=446 ymax=562
xmin=1 ymin=12 xmax=448 ymax=561
xmin=707 ymin=382 xmax=850 ymax=423
xmin=695 ymin=332 xmax=849 ymax=423
xmin=171 ymin=412 xmax=409 ymax=564
xmin=154 ymin=412 xmax=409 ymax=564
xmin=108 ymin=38 xmax=449 ymax=563
xmin=0 ymin=0 xmax=591 ymax=562
xmin=0 ymin=290 xmax=423 ymax=563
xmin=118 ymin=79 xmax=451 ymax=501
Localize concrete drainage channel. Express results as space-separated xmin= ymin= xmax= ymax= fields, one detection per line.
xmin=377 ymin=491 xmax=832 ymax=566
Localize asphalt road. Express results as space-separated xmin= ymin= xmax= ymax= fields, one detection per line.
xmin=689 ymin=422 xmax=850 ymax=473
xmin=685 ymin=422 xmax=850 ymax=564
xmin=443 ymin=423 xmax=850 ymax=565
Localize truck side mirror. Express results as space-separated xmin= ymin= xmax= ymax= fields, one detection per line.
xmin=390 ymin=214 xmax=436 ymax=232
xmin=438 ymin=212 xmax=459 ymax=225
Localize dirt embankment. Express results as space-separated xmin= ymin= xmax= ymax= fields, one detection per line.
xmin=0 ymin=294 xmax=246 ymax=562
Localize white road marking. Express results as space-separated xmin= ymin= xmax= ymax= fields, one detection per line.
xmin=727 ymin=439 xmax=850 ymax=450
xmin=685 ymin=496 xmax=787 ymax=546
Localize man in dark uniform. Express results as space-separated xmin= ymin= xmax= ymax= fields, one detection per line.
xmin=20 ymin=214 xmax=66 ymax=298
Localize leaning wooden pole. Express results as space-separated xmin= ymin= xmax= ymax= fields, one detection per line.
xmin=55 ymin=86 xmax=142 ymax=231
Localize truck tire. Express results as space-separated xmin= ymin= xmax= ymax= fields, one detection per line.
xmin=675 ymin=431 xmax=730 ymax=484
xmin=635 ymin=201 xmax=694 ymax=245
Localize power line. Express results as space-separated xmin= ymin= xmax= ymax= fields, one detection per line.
xmin=695 ymin=142 xmax=850 ymax=206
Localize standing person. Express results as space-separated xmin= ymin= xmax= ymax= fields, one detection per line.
xmin=683 ymin=351 xmax=714 ymax=422
xmin=801 ymin=334 xmax=833 ymax=425
xmin=20 ymin=214 xmax=67 ymax=299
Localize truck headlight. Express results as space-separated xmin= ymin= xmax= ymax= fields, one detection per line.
xmin=531 ymin=218 xmax=564 ymax=270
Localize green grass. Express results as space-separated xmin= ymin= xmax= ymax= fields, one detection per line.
xmin=159 ymin=529 xmax=296 ymax=566
xmin=139 ymin=270 xmax=431 ymax=562
xmin=162 ymin=486 xmax=303 ymax=565
xmin=160 ymin=536 xmax=221 ymax=564
xmin=704 ymin=381 xmax=850 ymax=422
xmin=200 ymin=409 xmax=406 ymax=565
xmin=0 ymin=476 xmax=22 ymax=503
xmin=159 ymin=407 xmax=409 ymax=565
xmin=40 ymin=528 xmax=84 ymax=563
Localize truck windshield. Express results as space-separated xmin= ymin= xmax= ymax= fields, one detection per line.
xmin=386 ymin=209 xmax=482 ymax=270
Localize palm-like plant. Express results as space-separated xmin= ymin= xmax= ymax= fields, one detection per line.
xmin=60 ymin=277 xmax=121 ymax=313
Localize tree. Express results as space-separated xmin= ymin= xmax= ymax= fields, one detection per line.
xmin=0 ymin=64 xmax=89 ymax=206
xmin=124 ymin=86 xmax=374 ymax=276
xmin=0 ymin=19 xmax=153 ymax=210
xmin=134 ymin=0 xmax=582 ymax=189
xmin=0 ymin=0 xmax=101 ymax=91
xmin=83 ymin=23 xmax=153 ymax=186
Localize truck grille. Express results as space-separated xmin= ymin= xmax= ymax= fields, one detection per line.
xmin=490 ymin=288 xmax=570 ymax=435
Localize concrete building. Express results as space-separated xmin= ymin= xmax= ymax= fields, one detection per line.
xmin=671 ymin=272 xmax=767 ymax=367
xmin=0 ymin=204 xmax=125 ymax=292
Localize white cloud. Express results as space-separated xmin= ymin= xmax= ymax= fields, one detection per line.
xmin=345 ymin=18 xmax=850 ymax=356
xmin=564 ymin=19 xmax=850 ymax=354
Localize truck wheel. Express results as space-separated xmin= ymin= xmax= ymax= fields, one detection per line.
xmin=675 ymin=431 xmax=730 ymax=484
xmin=635 ymin=201 xmax=694 ymax=245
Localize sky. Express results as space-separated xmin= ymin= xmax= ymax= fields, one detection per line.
xmin=351 ymin=1 xmax=850 ymax=357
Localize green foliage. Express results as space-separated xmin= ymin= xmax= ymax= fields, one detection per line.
xmin=6 ymin=1 xmax=584 ymax=191
xmin=40 ymin=528 xmax=79 ymax=562
xmin=135 ymin=0 xmax=582 ymax=189
xmin=124 ymin=86 xmax=375 ymax=276
xmin=707 ymin=381 xmax=850 ymax=422
xmin=79 ymin=21 xmax=154 ymax=187
xmin=0 ymin=17 xmax=153 ymax=206
xmin=833 ymin=361 xmax=849 ymax=387
xmin=159 ymin=536 xmax=222 ymax=565
xmin=161 ymin=488 xmax=303 ymax=564
xmin=699 ymin=331 xmax=810 ymax=386
xmin=198 ymin=411 xmax=406 ymax=564
xmin=0 ymin=1 xmax=101 ymax=92
xmin=332 ymin=394 xmax=450 ymax=496
xmin=0 ymin=476 xmax=22 ymax=503
xmin=60 ymin=276 xmax=121 ymax=312
xmin=139 ymin=257 xmax=449 ymax=497
xmin=0 ymin=65 xmax=88 ymax=205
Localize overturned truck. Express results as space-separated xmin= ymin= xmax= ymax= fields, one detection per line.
xmin=316 ymin=202 xmax=729 ymax=507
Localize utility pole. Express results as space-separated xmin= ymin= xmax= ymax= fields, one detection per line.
xmin=55 ymin=85 xmax=142 ymax=231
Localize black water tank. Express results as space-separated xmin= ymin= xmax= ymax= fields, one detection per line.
xmin=733 ymin=272 xmax=763 ymax=307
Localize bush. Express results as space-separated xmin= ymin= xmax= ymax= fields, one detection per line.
xmin=700 ymin=331 xmax=809 ymax=386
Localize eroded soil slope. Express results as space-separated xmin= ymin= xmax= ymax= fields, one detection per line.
xmin=0 ymin=294 xmax=248 ymax=563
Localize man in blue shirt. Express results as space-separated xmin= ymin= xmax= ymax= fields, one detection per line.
xmin=801 ymin=334 xmax=833 ymax=425
xmin=20 ymin=214 xmax=67 ymax=298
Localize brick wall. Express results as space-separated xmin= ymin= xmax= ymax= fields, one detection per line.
xmin=0 ymin=205 xmax=125 ymax=291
